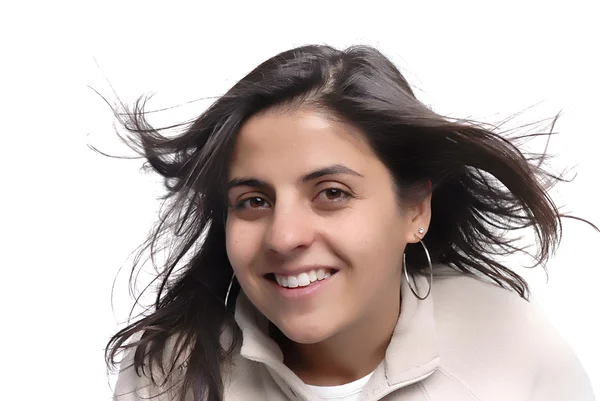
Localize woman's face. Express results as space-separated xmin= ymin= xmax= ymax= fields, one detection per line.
xmin=225 ymin=107 xmax=430 ymax=344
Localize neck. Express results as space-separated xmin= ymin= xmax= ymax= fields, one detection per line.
xmin=273 ymin=292 xmax=401 ymax=386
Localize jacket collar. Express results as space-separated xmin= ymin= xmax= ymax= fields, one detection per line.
xmin=233 ymin=273 xmax=440 ymax=397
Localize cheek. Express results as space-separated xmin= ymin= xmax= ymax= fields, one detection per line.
xmin=331 ymin=205 xmax=407 ymax=270
xmin=225 ymin=220 xmax=262 ymax=274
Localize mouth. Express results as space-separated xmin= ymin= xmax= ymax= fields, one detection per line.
xmin=265 ymin=268 xmax=339 ymax=289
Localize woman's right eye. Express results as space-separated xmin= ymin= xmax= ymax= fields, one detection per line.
xmin=234 ymin=196 xmax=271 ymax=210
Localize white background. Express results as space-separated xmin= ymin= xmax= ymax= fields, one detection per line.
xmin=2 ymin=1 xmax=599 ymax=400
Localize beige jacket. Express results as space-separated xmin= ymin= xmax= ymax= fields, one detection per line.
xmin=114 ymin=269 xmax=594 ymax=400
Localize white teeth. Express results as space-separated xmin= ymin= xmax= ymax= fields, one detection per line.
xmin=276 ymin=275 xmax=288 ymax=287
xmin=274 ymin=268 xmax=335 ymax=288
xmin=287 ymin=276 xmax=299 ymax=288
xmin=297 ymin=273 xmax=311 ymax=287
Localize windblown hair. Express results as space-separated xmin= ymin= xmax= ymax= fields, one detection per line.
xmin=104 ymin=44 xmax=594 ymax=401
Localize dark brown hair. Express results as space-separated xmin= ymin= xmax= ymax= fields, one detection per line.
xmin=103 ymin=44 xmax=595 ymax=401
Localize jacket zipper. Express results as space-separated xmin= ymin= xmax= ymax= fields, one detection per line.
xmin=361 ymin=370 xmax=436 ymax=401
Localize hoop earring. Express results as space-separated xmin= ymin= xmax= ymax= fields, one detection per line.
xmin=224 ymin=273 xmax=235 ymax=309
xmin=403 ymin=239 xmax=433 ymax=300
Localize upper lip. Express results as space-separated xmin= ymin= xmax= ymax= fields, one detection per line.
xmin=267 ymin=266 xmax=339 ymax=276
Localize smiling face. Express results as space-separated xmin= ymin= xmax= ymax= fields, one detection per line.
xmin=225 ymin=106 xmax=430 ymax=345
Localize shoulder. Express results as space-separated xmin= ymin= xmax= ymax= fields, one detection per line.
xmin=430 ymin=268 xmax=541 ymax=367
xmin=112 ymin=333 xmax=188 ymax=401
xmin=431 ymin=267 xmax=533 ymax=323
xmin=428 ymin=267 xmax=594 ymax=400
xmin=113 ymin=346 xmax=153 ymax=401
xmin=113 ymin=326 xmax=245 ymax=401
xmin=431 ymin=266 xmax=556 ymax=336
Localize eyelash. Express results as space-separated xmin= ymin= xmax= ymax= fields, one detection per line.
xmin=232 ymin=188 xmax=354 ymax=211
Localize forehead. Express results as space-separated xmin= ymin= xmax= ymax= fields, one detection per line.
xmin=229 ymin=108 xmax=377 ymax=177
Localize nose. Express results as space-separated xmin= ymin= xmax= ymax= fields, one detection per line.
xmin=264 ymin=202 xmax=316 ymax=257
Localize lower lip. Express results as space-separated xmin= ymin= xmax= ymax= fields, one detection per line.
xmin=268 ymin=274 xmax=336 ymax=299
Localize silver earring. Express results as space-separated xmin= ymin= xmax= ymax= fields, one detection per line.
xmin=224 ymin=273 xmax=235 ymax=309
xmin=403 ymin=239 xmax=433 ymax=300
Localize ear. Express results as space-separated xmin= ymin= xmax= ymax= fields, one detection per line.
xmin=404 ymin=185 xmax=432 ymax=244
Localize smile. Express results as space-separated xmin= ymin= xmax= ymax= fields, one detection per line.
xmin=267 ymin=268 xmax=338 ymax=289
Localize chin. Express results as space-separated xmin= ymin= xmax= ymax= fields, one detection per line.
xmin=274 ymin=318 xmax=336 ymax=345
xmin=283 ymin=330 xmax=329 ymax=345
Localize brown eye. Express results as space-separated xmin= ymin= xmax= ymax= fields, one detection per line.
xmin=317 ymin=188 xmax=352 ymax=202
xmin=248 ymin=197 xmax=267 ymax=208
xmin=324 ymin=188 xmax=344 ymax=200
xmin=235 ymin=196 xmax=270 ymax=210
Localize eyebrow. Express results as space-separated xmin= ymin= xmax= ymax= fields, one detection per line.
xmin=227 ymin=164 xmax=363 ymax=191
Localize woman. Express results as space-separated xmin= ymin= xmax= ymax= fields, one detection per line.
xmin=107 ymin=44 xmax=595 ymax=401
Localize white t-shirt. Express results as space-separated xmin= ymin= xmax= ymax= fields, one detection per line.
xmin=306 ymin=372 xmax=374 ymax=401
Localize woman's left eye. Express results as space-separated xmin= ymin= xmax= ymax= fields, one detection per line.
xmin=317 ymin=188 xmax=352 ymax=202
